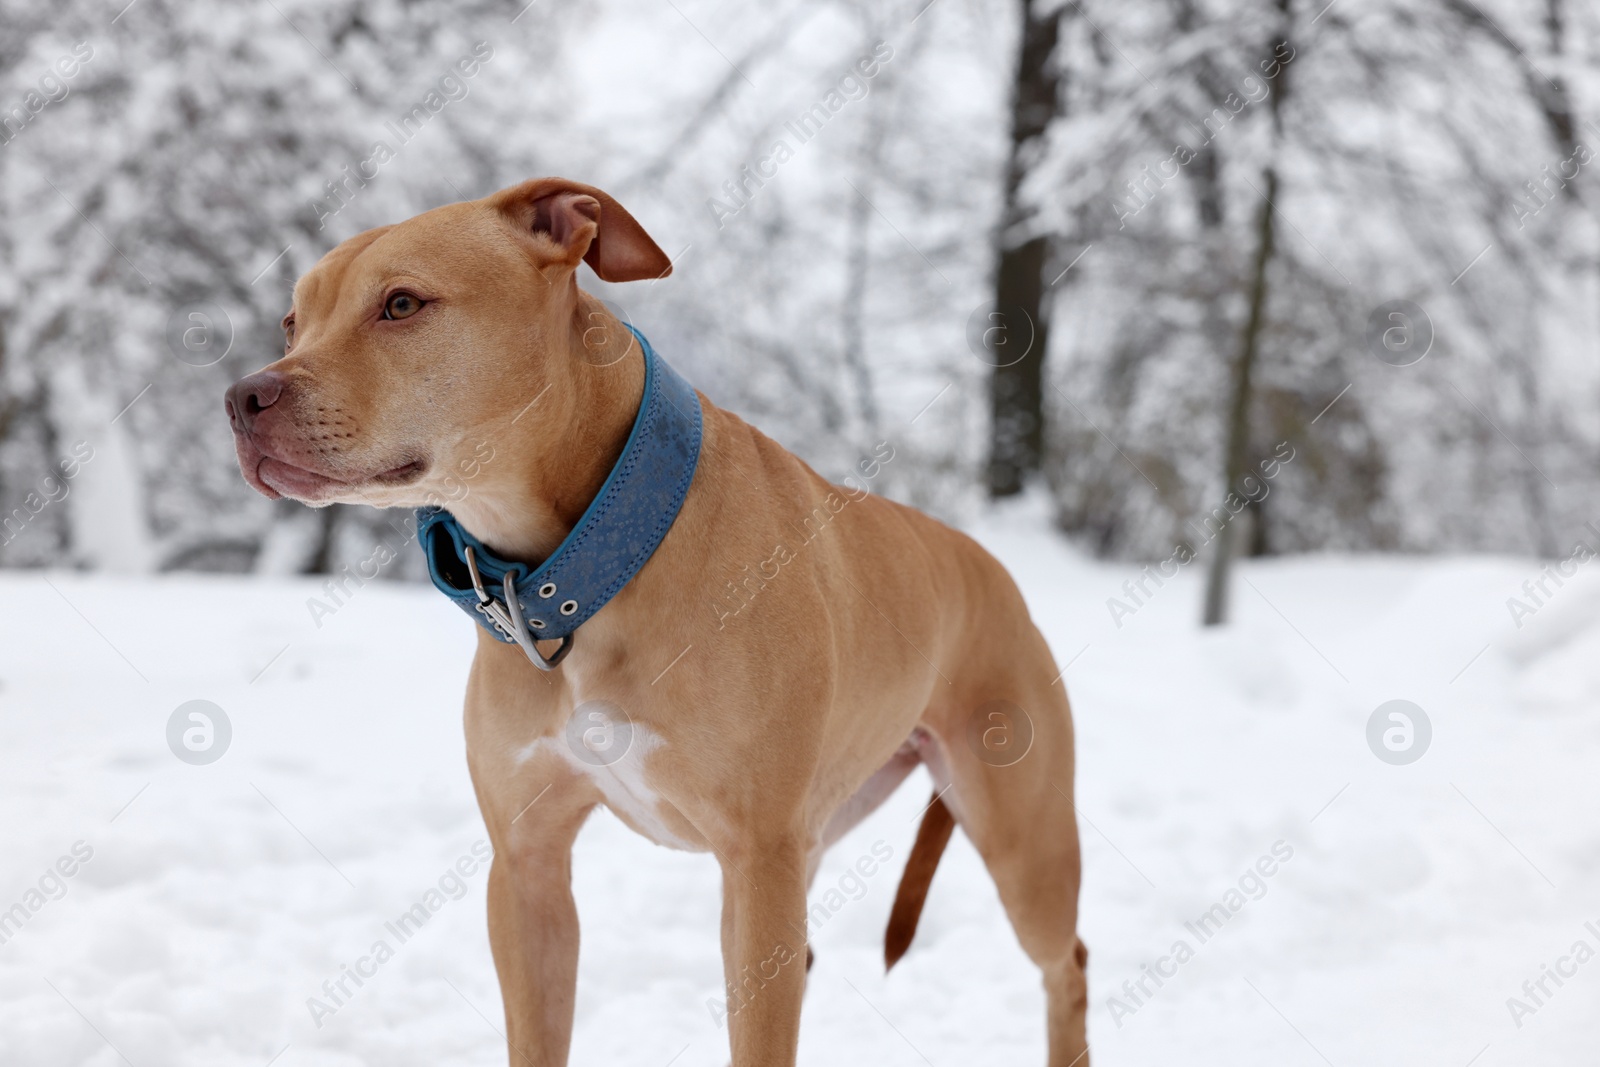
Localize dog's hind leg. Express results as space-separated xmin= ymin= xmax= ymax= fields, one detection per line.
xmin=920 ymin=662 xmax=1090 ymax=1067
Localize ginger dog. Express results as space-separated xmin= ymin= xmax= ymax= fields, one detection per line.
xmin=226 ymin=177 xmax=1089 ymax=1066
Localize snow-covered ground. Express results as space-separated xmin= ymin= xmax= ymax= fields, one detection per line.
xmin=2 ymin=504 xmax=1598 ymax=1066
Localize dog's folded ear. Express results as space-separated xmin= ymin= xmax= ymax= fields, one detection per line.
xmin=491 ymin=177 xmax=673 ymax=283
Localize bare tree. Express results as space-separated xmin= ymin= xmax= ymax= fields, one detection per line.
xmin=986 ymin=0 xmax=1068 ymax=497
xmin=1201 ymin=0 xmax=1292 ymax=625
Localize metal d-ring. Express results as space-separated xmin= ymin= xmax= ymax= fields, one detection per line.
xmin=501 ymin=571 xmax=573 ymax=670
xmin=463 ymin=545 xmax=574 ymax=671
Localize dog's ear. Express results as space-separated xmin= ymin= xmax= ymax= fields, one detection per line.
xmin=491 ymin=178 xmax=672 ymax=283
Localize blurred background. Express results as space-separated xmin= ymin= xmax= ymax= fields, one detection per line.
xmin=5 ymin=0 xmax=1597 ymax=590
xmin=4 ymin=1 xmax=1600 ymax=1065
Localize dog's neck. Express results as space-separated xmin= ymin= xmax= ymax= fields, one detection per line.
xmin=445 ymin=303 xmax=645 ymax=563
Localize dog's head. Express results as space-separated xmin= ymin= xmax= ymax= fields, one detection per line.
xmin=226 ymin=178 xmax=671 ymax=510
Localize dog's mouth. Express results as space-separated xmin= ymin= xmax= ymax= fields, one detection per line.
xmin=238 ymin=436 xmax=426 ymax=503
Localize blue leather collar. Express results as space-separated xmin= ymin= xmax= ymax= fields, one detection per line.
xmin=416 ymin=326 xmax=702 ymax=669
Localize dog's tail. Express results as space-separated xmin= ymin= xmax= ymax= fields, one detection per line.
xmin=884 ymin=793 xmax=957 ymax=972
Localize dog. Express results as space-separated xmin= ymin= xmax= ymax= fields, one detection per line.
xmin=227 ymin=177 xmax=1088 ymax=1066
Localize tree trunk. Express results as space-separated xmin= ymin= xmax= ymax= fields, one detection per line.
xmin=1202 ymin=4 xmax=1293 ymax=626
xmin=305 ymin=504 xmax=342 ymax=574
xmin=842 ymin=27 xmax=905 ymax=441
xmin=985 ymin=0 xmax=1063 ymax=497
xmin=1202 ymin=167 xmax=1278 ymax=626
xmin=45 ymin=362 xmax=155 ymax=572
xmin=1443 ymin=0 xmax=1569 ymax=555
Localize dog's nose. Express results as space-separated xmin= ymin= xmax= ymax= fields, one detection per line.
xmin=226 ymin=371 xmax=286 ymax=432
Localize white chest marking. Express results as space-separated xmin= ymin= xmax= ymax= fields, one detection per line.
xmin=514 ymin=725 xmax=699 ymax=851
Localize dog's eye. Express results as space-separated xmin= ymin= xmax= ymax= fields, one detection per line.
xmin=282 ymin=316 xmax=296 ymax=351
xmin=384 ymin=292 xmax=424 ymax=320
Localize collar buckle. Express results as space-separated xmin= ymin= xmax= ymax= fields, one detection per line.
xmin=464 ymin=544 xmax=573 ymax=671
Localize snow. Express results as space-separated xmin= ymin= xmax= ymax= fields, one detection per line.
xmin=2 ymin=504 xmax=1598 ymax=1066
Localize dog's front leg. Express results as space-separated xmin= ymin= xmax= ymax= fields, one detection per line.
xmin=484 ymin=777 xmax=593 ymax=1067
xmin=718 ymin=839 xmax=809 ymax=1066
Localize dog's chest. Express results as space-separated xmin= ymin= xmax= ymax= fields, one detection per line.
xmin=514 ymin=719 xmax=702 ymax=851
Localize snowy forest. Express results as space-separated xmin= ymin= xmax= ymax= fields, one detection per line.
xmin=3 ymin=0 xmax=1597 ymax=591
xmin=6 ymin=2 xmax=1600 ymax=1066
